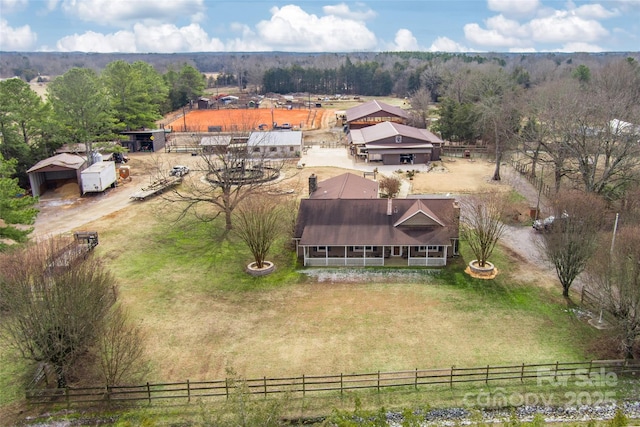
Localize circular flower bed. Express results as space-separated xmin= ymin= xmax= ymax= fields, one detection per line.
xmin=465 ymin=260 xmax=498 ymax=279
xmin=246 ymin=261 xmax=275 ymax=276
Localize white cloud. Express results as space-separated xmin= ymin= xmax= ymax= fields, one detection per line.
xmin=428 ymin=36 xmax=471 ymax=52
xmin=322 ymin=3 xmax=376 ymax=21
xmin=487 ymin=0 xmax=540 ymax=15
xmin=0 ymin=0 xmax=27 ymax=13
xmin=253 ymin=5 xmax=377 ymax=52
xmin=464 ymin=21 xmax=523 ymax=47
xmin=572 ymin=3 xmax=618 ymax=19
xmin=464 ymin=5 xmax=611 ymax=49
xmin=0 ymin=18 xmax=37 ymax=50
xmin=388 ymin=29 xmax=419 ymax=51
xmin=556 ymin=42 xmax=605 ymax=52
xmin=133 ymin=23 xmax=224 ymax=53
xmin=56 ymin=30 xmax=136 ymax=53
xmin=55 ymin=23 xmax=224 ymax=53
xmin=60 ymin=0 xmax=205 ymax=27
xmin=527 ymin=11 xmax=609 ymax=43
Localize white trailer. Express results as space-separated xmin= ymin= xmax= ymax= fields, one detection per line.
xmin=81 ymin=161 xmax=117 ymax=194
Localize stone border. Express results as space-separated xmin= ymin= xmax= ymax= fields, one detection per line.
xmin=465 ymin=260 xmax=498 ymax=279
xmin=246 ymin=261 xmax=275 ymax=276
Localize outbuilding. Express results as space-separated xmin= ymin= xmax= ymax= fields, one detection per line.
xmin=27 ymin=153 xmax=86 ymax=197
xmin=120 ymin=129 xmax=167 ymax=152
xmin=348 ymin=121 xmax=443 ymax=165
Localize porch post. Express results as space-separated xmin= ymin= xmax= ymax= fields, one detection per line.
xmin=443 ymin=246 xmax=448 ymax=265
xmin=304 ymin=246 xmax=308 ymax=266
xmin=363 ymin=246 xmax=367 ymax=266
xmin=344 ymin=246 xmax=347 ymax=265
xmin=426 ymin=246 xmax=429 ymax=266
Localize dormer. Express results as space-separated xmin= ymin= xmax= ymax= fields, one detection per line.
xmin=394 ymin=199 xmax=445 ymax=227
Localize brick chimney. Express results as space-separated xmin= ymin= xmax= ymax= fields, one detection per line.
xmin=387 ymin=197 xmax=393 ymax=215
xmin=309 ymin=174 xmax=318 ymax=195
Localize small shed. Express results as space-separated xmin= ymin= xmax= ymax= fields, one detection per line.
xmin=27 ymin=153 xmax=86 ymax=197
xmin=247 ymin=131 xmax=303 ymax=158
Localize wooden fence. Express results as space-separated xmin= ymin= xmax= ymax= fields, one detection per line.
xmin=511 ymin=160 xmax=553 ymax=198
xmin=441 ymin=146 xmax=488 ymax=158
xmin=25 ymin=360 xmax=639 ymax=408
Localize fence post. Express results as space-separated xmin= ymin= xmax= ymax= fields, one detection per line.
xmin=66 ymin=387 xmax=70 ymax=410
xmin=521 ymin=363 xmax=525 ymax=382
xmin=485 ymin=365 xmax=490 ymax=385
xmin=588 ymin=360 xmax=593 ymax=377
xmin=340 ymin=373 xmax=343 ymax=397
xmin=415 ymin=368 xmax=418 ymax=390
xmin=302 ymin=374 xmax=305 ymax=397
xmin=187 ymin=379 xmax=191 ymax=403
xmin=264 ymin=376 xmax=267 ymax=398
xmin=147 ymin=382 xmax=151 ymax=404
xmin=106 ymin=385 xmax=111 ymax=405
xmin=377 ymin=371 xmax=380 ymax=393
xmin=554 ymin=361 xmax=559 ymax=383
xmin=225 ymin=378 xmax=229 ymax=400
xmin=450 ymin=366 xmax=455 ymax=388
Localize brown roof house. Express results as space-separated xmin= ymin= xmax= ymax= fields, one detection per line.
xmin=294 ymin=173 xmax=460 ymax=267
xmin=345 ymin=100 xmax=409 ymax=130
xmin=348 ymin=121 xmax=443 ymax=166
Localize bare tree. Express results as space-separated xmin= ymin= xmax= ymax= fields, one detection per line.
xmin=586 ymin=226 xmax=640 ymax=358
xmin=233 ymin=194 xmax=288 ymax=269
xmin=538 ymin=190 xmax=607 ymax=298
xmin=378 ymin=175 xmax=401 ymax=198
xmin=459 ymin=193 xmax=509 ymax=268
xmin=168 ymin=122 xmax=287 ymax=231
xmin=0 ymin=237 xmax=117 ymax=387
xmin=97 ymin=304 xmax=148 ymax=386
xmin=408 ymin=87 xmax=433 ymax=128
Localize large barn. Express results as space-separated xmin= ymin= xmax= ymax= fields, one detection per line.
xmin=348 ymin=121 xmax=443 ymax=165
xmin=345 ymin=100 xmax=409 ymax=130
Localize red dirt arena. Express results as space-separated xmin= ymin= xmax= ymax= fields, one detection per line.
xmin=166 ymin=107 xmax=329 ymax=133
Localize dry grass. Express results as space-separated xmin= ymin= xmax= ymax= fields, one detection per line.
xmin=79 ymin=186 xmax=595 ymax=385
xmin=410 ymin=157 xmax=504 ymax=195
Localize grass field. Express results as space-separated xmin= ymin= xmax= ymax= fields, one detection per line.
xmin=0 ymin=162 xmax=608 ymax=423
xmin=87 ymin=197 xmax=599 ymax=383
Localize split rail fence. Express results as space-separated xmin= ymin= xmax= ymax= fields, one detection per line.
xmin=25 ymin=360 xmax=639 ymax=408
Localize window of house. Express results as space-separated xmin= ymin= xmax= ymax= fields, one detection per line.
xmin=289 ymin=146 xmax=295 ymax=151
xmin=270 ymin=147 xmax=277 ymax=152
xmin=315 ymin=246 xmax=327 ymax=253
xmin=253 ymin=147 xmax=261 ymax=152
xmin=352 ymin=245 xmax=374 ymax=252
xmin=419 ymin=245 xmax=440 ymax=252
xmin=395 ymin=135 xmax=402 ymax=143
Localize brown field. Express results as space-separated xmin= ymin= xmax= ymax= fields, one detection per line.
xmin=166 ymin=107 xmax=330 ymax=132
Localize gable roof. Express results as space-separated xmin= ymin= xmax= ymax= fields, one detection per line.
xmin=349 ymin=121 xmax=443 ymax=146
xmin=295 ymin=197 xmax=458 ymax=247
xmin=394 ymin=199 xmax=445 ymax=227
xmin=345 ymin=100 xmax=409 ymax=123
xmin=27 ymin=153 xmax=86 ymax=173
xmin=247 ymin=131 xmax=302 ymax=147
xmin=310 ymin=173 xmax=378 ymax=199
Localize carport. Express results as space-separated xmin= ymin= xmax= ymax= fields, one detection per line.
xmin=27 ymin=153 xmax=86 ymax=197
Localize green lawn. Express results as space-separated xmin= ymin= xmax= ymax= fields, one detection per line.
xmin=0 ymin=201 xmax=605 ymax=421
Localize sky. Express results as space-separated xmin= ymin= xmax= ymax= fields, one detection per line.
xmin=0 ymin=0 xmax=639 ymax=53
